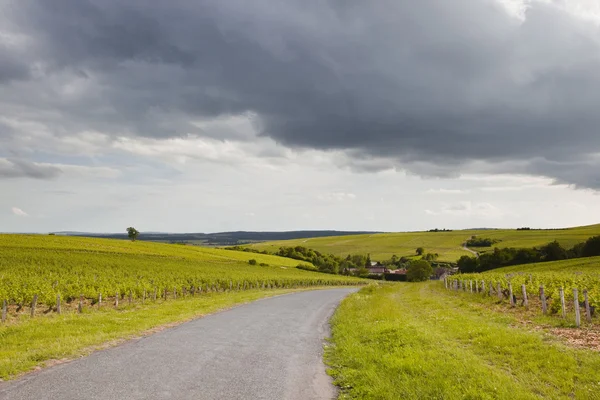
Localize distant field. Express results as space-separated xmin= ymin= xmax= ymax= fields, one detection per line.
xmin=248 ymin=224 xmax=600 ymax=262
xmin=485 ymin=256 xmax=600 ymax=274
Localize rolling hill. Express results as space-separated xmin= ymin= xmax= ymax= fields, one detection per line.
xmin=484 ymin=255 xmax=600 ymax=274
xmin=247 ymin=224 xmax=600 ymax=263
xmin=0 ymin=234 xmax=361 ymax=307
xmin=55 ymin=230 xmax=378 ymax=246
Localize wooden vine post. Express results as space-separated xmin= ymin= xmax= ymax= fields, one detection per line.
xmin=475 ymin=280 xmax=479 ymax=293
xmin=98 ymin=293 xmax=102 ymax=307
xmin=56 ymin=294 xmax=62 ymax=314
xmin=497 ymin=282 xmax=502 ymax=300
xmin=574 ymin=288 xmax=581 ymax=328
xmin=128 ymin=290 xmax=133 ymax=305
xmin=78 ymin=295 xmax=83 ymax=313
xmin=481 ymin=281 xmax=486 ymax=295
xmin=115 ymin=292 xmax=119 ymax=308
xmin=521 ymin=284 xmax=528 ymax=308
xmin=540 ymin=286 xmax=547 ymax=314
xmin=30 ymin=294 xmax=38 ymax=318
xmin=508 ymin=283 xmax=515 ymax=307
xmin=1 ymin=299 xmax=7 ymax=323
xmin=584 ymin=289 xmax=592 ymax=323
xmin=559 ymin=288 xmax=566 ymax=318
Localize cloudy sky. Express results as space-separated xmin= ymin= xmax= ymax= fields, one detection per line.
xmin=1 ymin=0 xmax=600 ymax=233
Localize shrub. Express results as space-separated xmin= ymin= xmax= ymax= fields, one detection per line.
xmin=296 ymin=263 xmax=318 ymax=272
xmin=248 ymin=259 xmax=257 ymax=265
xmin=259 ymin=263 xmax=269 ymax=267
xmin=407 ymin=260 xmax=433 ymax=282
xmin=466 ymin=237 xmax=499 ymax=247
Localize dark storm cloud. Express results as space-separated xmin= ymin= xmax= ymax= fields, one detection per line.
xmin=2 ymin=0 xmax=600 ymax=187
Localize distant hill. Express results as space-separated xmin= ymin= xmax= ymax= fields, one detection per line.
xmin=247 ymin=224 xmax=600 ymax=263
xmin=53 ymin=230 xmax=380 ymax=246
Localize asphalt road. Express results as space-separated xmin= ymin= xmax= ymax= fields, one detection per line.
xmin=0 ymin=288 xmax=356 ymax=400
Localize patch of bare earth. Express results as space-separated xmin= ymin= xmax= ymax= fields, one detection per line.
xmin=549 ymin=328 xmax=600 ymax=351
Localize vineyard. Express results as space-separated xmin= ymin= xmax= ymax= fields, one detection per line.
xmin=446 ymin=257 xmax=600 ymax=326
xmin=0 ymin=235 xmax=362 ymax=322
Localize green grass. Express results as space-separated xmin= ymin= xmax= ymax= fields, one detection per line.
xmin=327 ymin=283 xmax=600 ymax=399
xmin=0 ymin=288 xmax=327 ymax=380
xmin=247 ymin=224 xmax=600 ymax=263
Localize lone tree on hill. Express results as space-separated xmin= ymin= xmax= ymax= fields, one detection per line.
xmin=416 ymin=247 xmax=425 ymax=256
xmin=126 ymin=227 xmax=139 ymax=242
xmin=407 ymin=260 xmax=433 ymax=282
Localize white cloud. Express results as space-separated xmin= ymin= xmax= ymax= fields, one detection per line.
xmin=426 ymin=189 xmax=465 ymax=194
xmin=52 ymin=164 xmax=121 ymax=179
xmin=317 ymin=192 xmax=357 ymax=202
xmin=11 ymin=207 xmax=28 ymax=217
xmin=425 ymin=201 xmax=506 ymax=218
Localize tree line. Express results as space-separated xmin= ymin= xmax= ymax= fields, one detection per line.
xmin=457 ymin=235 xmax=600 ymax=273
xmin=226 ymin=245 xmax=452 ymax=282
xmin=465 ymin=237 xmax=500 ymax=247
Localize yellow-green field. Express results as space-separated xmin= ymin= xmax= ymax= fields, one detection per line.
xmin=0 ymin=234 xmax=361 ymax=309
xmin=487 ymin=256 xmax=600 ymax=274
xmin=0 ymin=234 xmax=363 ymax=379
xmin=248 ymin=224 xmax=600 ymax=262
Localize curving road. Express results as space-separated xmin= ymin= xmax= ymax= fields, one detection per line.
xmin=462 ymin=240 xmax=479 ymax=257
xmin=0 ymin=288 xmax=357 ymax=400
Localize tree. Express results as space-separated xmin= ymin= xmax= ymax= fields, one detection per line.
xmin=457 ymin=255 xmax=478 ymax=273
xmin=416 ymin=247 xmax=425 ymax=256
xmin=582 ymin=235 xmax=600 ymax=257
xmin=422 ymin=252 xmax=439 ymax=261
xmin=126 ymin=227 xmax=139 ymax=242
xmin=540 ymin=240 xmax=567 ymax=261
xmin=356 ymin=266 xmax=370 ymax=278
xmin=406 ymin=260 xmax=432 ymax=282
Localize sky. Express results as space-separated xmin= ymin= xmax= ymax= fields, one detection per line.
xmin=1 ymin=0 xmax=600 ymax=233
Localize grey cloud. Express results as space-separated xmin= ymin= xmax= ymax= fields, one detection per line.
xmin=0 ymin=159 xmax=62 ymax=179
xmin=0 ymin=53 xmax=30 ymax=83
xmin=2 ymin=0 xmax=600 ymax=187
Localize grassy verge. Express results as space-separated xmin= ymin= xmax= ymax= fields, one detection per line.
xmin=0 ymin=288 xmax=319 ymax=380
xmin=326 ymin=283 xmax=600 ymax=399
